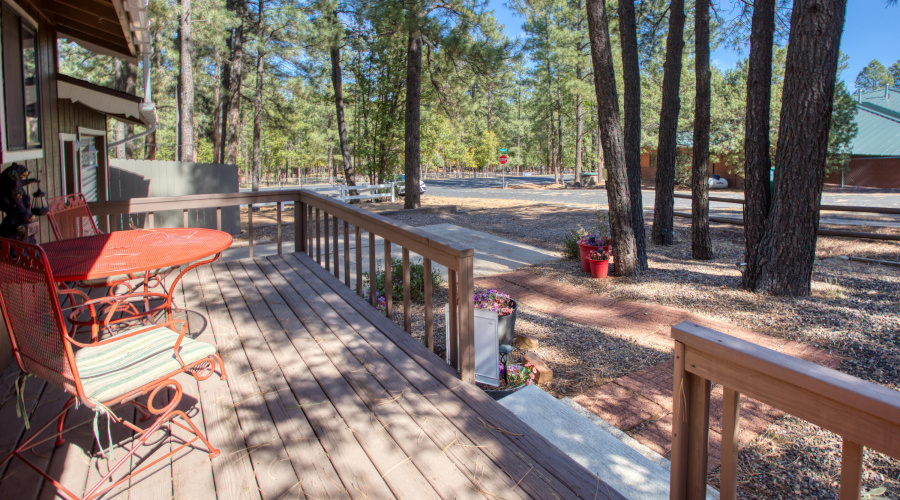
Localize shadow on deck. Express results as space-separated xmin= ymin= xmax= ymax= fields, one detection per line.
xmin=0 ymin=252 xmax=623 ymax=499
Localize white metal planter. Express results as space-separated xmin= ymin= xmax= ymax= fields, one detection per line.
xmin=446 ymin=308 xmax=500 ymax=386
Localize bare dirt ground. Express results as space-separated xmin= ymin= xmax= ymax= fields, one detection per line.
xmin=239 ymin=195 xmax=900 ymax=498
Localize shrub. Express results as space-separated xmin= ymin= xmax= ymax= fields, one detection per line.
xmin=363 ymin=257 xmax=443 ymax=303
xmin=563 ymin=226 xmax=587 ymax=260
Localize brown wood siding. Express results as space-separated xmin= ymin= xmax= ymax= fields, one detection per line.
xmin=12 ymin=3 xmax=108 ymax=244
xmin=824 ymin=157 xmax=900 ymax=189
xmin=1 ymin=0 xmax=108 ymax=371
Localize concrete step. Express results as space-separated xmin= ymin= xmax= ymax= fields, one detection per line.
xmin=499 ymin=384 xmax=718 ymax=500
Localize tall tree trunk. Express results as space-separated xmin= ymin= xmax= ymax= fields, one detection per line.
xmin=556 ymin=74 xmax=563 ymax=183
xmin=403 ymin=28 xmax=423 ymax=209
xmin=574 ymin=65 xmax=583 ymax=184
xmin=212 ymin=53 xmax=222 ymax=164
xmin=617 ymin=0 xmax=647 ymax=269
xmin=751 ymin=0 xmax=848 ymax=295
xmin=331 ymin=42 xmax=355 ymax=186
xmin=586 ymin=0 xmax=638 ymax=276
xmin=114 ymin=60 xmax=136 ymax=159
xmin=742 ymin=0 xmax=776 ymax=289
xmin=650 ymin=0 xmax=685 ymax=245
xmin=692 ymin=0 xmax=713 ymax=259
xmin=251 ymin=45 xmax=264 ymax=192
xmin=179 ymin=0 xmax=194 ymax=162
xmin=225 ymin=0 xmax=245 ymax=165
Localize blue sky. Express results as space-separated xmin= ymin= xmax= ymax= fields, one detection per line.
xmin=486 ymin=0 xmax=899 ymax=88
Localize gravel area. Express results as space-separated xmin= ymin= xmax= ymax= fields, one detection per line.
xmin=238 ymin=194 xmax=900 ymax=498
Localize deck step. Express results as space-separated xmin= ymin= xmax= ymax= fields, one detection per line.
xmin=498 ymin=384 xmax=719 ymax=500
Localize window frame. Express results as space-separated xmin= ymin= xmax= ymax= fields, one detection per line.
xmin=0 ymin=0 xmax=41 ymax=163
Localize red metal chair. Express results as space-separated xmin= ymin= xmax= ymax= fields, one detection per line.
xmin=0 ymin=237 xmax=227 ymax=500
xmin=47 ymin=193 xmax=100 ymax=240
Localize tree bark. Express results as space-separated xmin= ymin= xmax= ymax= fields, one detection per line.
xmin=225 ymin=0 xmax=245 ymax=165
xmin=691 ymin=0 xmax=713 ymax=259
xmin=574 ymin=65 xmax=584 ymax=184
xmin=179 ymin=0 xmax=194 ymax=162
xmin=650 ymin=0 xmax=685 ymax=245
xmin=586 ymin=0 xmax=638 ymax=276
xmin=742 ymin=0 xmax=776 ymax=288
xmin=751 ymin=0 xmax=848 ymax=295
xmin=331 ymin=43 xmax=356 ymax=186
xmin=556 ymin=74 xmax=564 ymax=183
xmin=403 ymin=28 xmax=423 ymax=209
xmin=212 ymin=52 xmax=222 ymax=164
xmin=251 ymin=45 xmax=264 ymax=191
xmin=617 ymin=0 xmax=647 ymax=269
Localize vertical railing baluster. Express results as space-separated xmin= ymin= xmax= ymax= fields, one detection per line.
xmin=183 ymin=209 xmax=189 ymax=228
xmin=402 ymin=249 xmax=411 ymax=332
xmin=297 ymin=200 xmax=306 ymax=254
xmin=671 ymin=342 xmax=689 ymax=500
xmin=307 ymin=204 xmax=313 ymax=255
xmin=216 ymin=207 xmax=222 ymax=231
xmin=148 ymin=212 xmax=155 ymax=228
xmin=276 ymin=201 xmax=283 ymax=255
xmin=458 ymin=254 xmax=475 ymax=382
xmin=343 ymin=221 xmax=350 ymax=287
xmin=424 ymin=258 xmax=433 ymax=351
xmin=448 ymin=270 xmax=458 ymax=370
xmin=840 ymin=440 xmax=864 ymax=500
xmin=248 ymin=204 xmax=254 ymax=259
xmin=324 ymin=213 xmax=331 ymax=271
xmin=315 ymin=208 xmax=321 ymax=264
xmin=333 ymin=216 xmax=339 ymax=278
xmin=384 ymin=240 xmax=392 ymax=318
xmin=369 ymin=232 xmax=376 ymax=306
xmin=721 ymin=389 xmax=741 ymax=500
xmin=355 ymin=226 xmax=362 ymax=296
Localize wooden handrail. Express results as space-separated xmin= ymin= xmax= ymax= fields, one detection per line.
xmin=88 ymin=189 xmax=477 ymax=382
xmin=670 ymin=321 xmax=900 ymax=500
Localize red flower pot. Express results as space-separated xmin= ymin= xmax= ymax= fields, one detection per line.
xmin=589 ymin=258 xmax=610 ymax=278
xmin=578 ymin=243 xmax=600 ymax=272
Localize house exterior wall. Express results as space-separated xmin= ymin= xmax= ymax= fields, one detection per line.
xmin=0 ymin=0 xmax=109 ymax=371
xmin=824 ymin=156 xmax=900 ymax=189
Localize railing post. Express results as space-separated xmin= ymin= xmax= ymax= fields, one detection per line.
xmin=402 ymin=249 xmax=411 ymax=332
xmin=447 ymin=270 xmax=458 ymax=371
xmin=670 ymin=338 xmax=712 ymax=500
xmin=296 ymin=198 xmax=306 ymax=254
xmin=384 ymin=240 xmax=392 ymax=317
xmin=721 ymin=388 xmax=741 ymax=500
xmin=458 ymin=253 xmax=475 ymax=383
xmin=840 ymin=440 xmax=864 ymax=500
xmin=390 ymin=182 xmax=395 ymax=203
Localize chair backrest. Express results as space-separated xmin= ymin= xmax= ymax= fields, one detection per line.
xmin=48 ymin=193 xmax=100 ymax=241
xmin=0 ymin=238 xmax=78 ymax=395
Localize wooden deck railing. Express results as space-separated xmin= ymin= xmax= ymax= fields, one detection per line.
xmin=89 ymin=189 xmax=477 ymax=382
xmin=670 ymin=321 xmax=900 ymax=500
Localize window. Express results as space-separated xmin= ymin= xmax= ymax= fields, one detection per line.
xmin=0 ymin=2 xmax=41 ymax=161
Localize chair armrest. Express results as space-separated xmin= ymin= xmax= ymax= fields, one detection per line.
xmin=67 ymin=292 xmax=172 ymax=343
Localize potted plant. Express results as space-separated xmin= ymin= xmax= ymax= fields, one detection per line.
xmin=483 ymin=363 xmax=535 ymax=400
xmin=577 ymin=234 xmax=602 ymax=272
xmin=588 ymin=249 xmax=611 ymax=278
xmin=474 ymin=288 xmax=517 ymax=345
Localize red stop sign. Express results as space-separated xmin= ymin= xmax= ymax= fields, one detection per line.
xmin=499 ymin=154 xmax=508 ymax=165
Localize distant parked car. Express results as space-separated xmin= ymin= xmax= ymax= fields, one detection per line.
xmin=395 ymin=174 xmax=426 ymax=196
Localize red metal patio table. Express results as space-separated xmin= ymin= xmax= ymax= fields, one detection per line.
xmin=42 ymin=227 xmax=233 ymax=302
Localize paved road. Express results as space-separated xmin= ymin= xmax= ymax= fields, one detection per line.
xmin=425 ymin=175 xmax=900 ymax=210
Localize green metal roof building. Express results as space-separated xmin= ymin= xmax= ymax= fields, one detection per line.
xmin=825 ymin=86 xmax=900 ymax=188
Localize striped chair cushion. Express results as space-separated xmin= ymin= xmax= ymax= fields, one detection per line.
xmin=74 ymin=325 xmax=217 ymax=403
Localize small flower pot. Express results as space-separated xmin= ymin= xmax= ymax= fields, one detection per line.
xmin=497 ymin=299 xmax=517 ymax=345
xmin=578 ymin=243 xmax=600 ymax=272
xmin=589 ymin=258 xmax=610 ymax=278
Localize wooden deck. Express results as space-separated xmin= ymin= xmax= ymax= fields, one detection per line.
xmin=0 ymin=252 xmax=622 ymax=499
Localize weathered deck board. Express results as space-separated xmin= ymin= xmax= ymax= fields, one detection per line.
xmin=0 ymin=253 xmax=622 ymax=500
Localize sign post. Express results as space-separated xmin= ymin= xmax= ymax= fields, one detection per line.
xmin=499 ymin=153 xmax=509 ymax=188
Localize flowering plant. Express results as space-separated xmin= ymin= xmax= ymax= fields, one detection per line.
xmin=364 ymin=288 xmax=388 ymax=315
xmin=474 ymin=288 xmax=516 ymax=316
xmin=577 ymin=234 xmax=602 ymax=247
xmin=503 ymin=363 xmax=535 ymax=388
xmin=588 ymin=249 xmax=610 ymax=261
